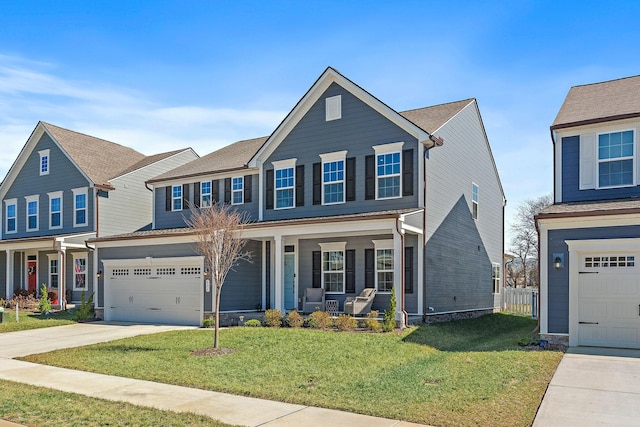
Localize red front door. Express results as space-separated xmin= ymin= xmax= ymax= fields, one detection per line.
xmin=28 ymin=261 xmax=37 ymax=293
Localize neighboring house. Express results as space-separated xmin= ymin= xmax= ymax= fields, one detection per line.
xmin=0 ymin=121 xmax=198 ymax=304
xmin=538 ymin=75 xmax=640 ymax=348
xmin=92 ymin=67 xmax=506 ymax=327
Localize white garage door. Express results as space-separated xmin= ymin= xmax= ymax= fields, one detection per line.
xmin=103 ymin=257 xmax=204 ymax=326
xmin=578 ymin=254 xmax=640 ymax=348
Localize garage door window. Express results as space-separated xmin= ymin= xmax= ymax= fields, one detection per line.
xmin=584 ymin=255 xmax=635 ymax=268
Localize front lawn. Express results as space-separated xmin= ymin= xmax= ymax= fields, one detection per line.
xmin=0 ymin=380 xmax=234 ymax=427
xmin=0 ymin=310 xmax=76 ymax=333
xmin=21 ymin=313 xmax=562 ymax=427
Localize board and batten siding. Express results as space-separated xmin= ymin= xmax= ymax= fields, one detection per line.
xmin=97 ymin=240 xmax=262 ymax=312
xmin=424 ymin=101 xmax=504 ymax=312
xmin=262 ymin=82 xmax=420 ymax=221
xmin=546 ymin=225 xmax=640 ymax=334
xmin=2 ymin=133 xmax=93 ymax=239
xmin=99 ymin=150 xmax=197 ymax=237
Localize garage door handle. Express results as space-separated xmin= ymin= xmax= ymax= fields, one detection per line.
xmin=579 ymin=321 xmax=599 ymax=325
xmin=578 ymin=271 xmax=599 ymax=274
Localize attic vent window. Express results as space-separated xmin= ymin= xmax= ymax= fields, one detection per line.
xmin=39 ymin=149 xmax=50 ymax=176
xmin=326 ymin=95 xmax=342 ymax=121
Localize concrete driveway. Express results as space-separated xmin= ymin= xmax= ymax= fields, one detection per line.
xmin=0 ymin=321 xmax=195 ymax=359
xmin=534 ymin=347 xmax=640 ymax=427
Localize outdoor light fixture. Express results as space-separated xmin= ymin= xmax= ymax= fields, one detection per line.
xmin=97 ymin=270 xmax=103 ymax=279
xmin=554 ymin=257 xmax=562 ymax=270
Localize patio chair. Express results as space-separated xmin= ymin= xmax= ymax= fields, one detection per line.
xmin=302 ymin=288 xmax=325 ymax=313
xmin=344 ymin=288 xmax=376 ymax=316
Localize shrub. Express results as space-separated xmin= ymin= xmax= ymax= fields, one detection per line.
xmin=306 ymin=310 xmax=332 ymax=329
xmin=382 ymin=290 xmax=397 ymax=332
xmin=38 ymin=284 xmax=51 ymax=314
xmin=364 ymin=310 xmax=382 ymax=332
xmin=286 ymin=310 xmax=304 ymax=328
xmin=202 ymin=317 xmax=215 ymax=328
xmin=74 ymin=291 xmax=94 ymax=321
xmin=333 ymin=314 xmax=358 ymax=331
xmin=244 ymin=319 xmax=261 ymax=327
xmin=264 ymin=309 xmax=283 ymax=327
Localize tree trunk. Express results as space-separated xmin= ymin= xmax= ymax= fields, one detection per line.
xmin=214 ymin=285 xmax=222 ymax=349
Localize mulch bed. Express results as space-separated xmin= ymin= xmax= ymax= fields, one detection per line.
xmin=190 ymin=347 xmax=237 ymax=357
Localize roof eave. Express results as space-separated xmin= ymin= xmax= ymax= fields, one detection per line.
xmin=550 ymin=112 xmax=640 ymax=131
xmin=146 ymin=165 xmax=251 ymax=185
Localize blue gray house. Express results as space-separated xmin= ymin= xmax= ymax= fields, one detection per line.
xmin=0 ymin=122 xmax=198 ymax=305
xmin=538 ymin=75 xmax=640 ymax=348
xmin=93 ymin=67 xmax=505 ymax=327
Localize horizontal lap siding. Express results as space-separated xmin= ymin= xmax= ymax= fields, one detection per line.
xmin=263 ymin=83 xmax=419 ymax=221
xmin=3 ymin=133 xmax=93 ymax=239
xmin=547 ymin=225 xmax=640 ymax=334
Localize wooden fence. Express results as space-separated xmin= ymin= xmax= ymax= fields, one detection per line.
xmin=504 ymin=287 xmax=538 ymax=319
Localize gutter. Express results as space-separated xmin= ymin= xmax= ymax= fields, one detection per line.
xmin=533 ymin=218 xmax=541 ymax=337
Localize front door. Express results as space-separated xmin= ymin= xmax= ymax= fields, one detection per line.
xmin=284 ymin=253 xmax=296 ymax=310
xmin=27 ymin=260 xmax=37 ymax=293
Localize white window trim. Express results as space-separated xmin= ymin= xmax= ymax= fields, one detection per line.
xmin=4 ymin=198 xmax=17 ymax=234
xmin=232 ymin=176 xmax=244 ymax=205
xmin=39 ymin=149 xmax=50 ymax=176
xmin=272 ymin=158 xmax=297 ymax=210
xmin=72 ymin=187 xmax=88 ymax=227
xmin=595 ymin=129 xmax=636 ymax=189
xmin=72 ymin=252 xmax=88 ymax=291
xmin=472 ymin=182 xmax=479 ymax=220
xmin=201 ymin=181 xmax=212 ymax=208
xmin=48 ymin=191 xmax=63 ymax=230
xmin=25 ymin=195 xmax=39 ymax=232
xmin=373 ymin=142 xmax=404 ymax=200
xmin=319 ymin=241 xmax=346 ymax=295
xmin=171 ymin=185 xmax=183 ymax=212
xmin=320 ymin=150 xmax=348 ymax=205
xmin=492 ymin=262 xmax=501 ymax=294
xmin=373 ymin=239 xmax=394 ymax=294
xmin=325 ymin=95 xmax=342 ymax=121
xmin=47 ymin=253 xmax=59 ymax=290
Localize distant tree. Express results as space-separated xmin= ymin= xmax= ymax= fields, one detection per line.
xmin=186 ymin=202 xmax=252 ymax=349
xmin=508 ymin=195 xmax=552 ymax=288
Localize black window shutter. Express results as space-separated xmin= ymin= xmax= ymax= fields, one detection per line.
xmin=365 ymin=155 xmax=375 ymax=200
xmin=224 ymin=178 xmax=231 ymax=203
xmin=182 ymin=183 xmax=190 ymax=208
xmin=402 ymin=149 xmax=414 ymax=196
xmin=364 ymin=248 xmax=375 ymax=288
xmin=165 ymin=186 xmax=171 ymax=211
xmin=312 ymin=251 xmax=321 ymax=288
xmin=404 ymin=247 xmax=414 ymax=293
xmin=265 ymin=169 xmax=274 ymax=210
xmin=212 ymin=179 xmax=219 ymax=203
xmin=346 ymin=249 xmax=355 ymax=293
xmin=193 ymin=182 xmax=201 ymax=208
xmin=346 ymin=157 xmax=356 ymax=202
xmin=312 ymin=162 xmax=321 ymax=205
xmin=296 ymin=165 xmax=304 ymax=207
xmin=244 ymin=175 xmax=252 ymax=203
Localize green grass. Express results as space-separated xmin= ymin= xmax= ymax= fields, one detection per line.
xmin=0 ymin=310 xmax=76 ymax=332
xmin=0 ymin=380 xmax=235 ymax=427
xmin=21 ymin=313 xmax=562 ymax=427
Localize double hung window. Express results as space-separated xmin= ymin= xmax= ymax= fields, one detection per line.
xmin=26 ymin=195 xmax=39 ymax=232
xmin=73 ymin=254 xmax=87 ymax=290
xmin=472 ymin=183 xmax=479 ymax=220
xmin=320 ymin=242 xmax=346 ymax=294
xmin=320 ymin=151 xmax=347 ymax=205
xmin=72 ymin=188 xmax=87 ymax=227
xmin=49 ymin=191 xmax=63 ymax=229
xmin=5 ymin=199 xmax=16 ymax=233
xmin=201 ymin=181 xmax=212 ymax=208
xmin=273 ymin=159 xmax=296 ymax=209
xmin=172 ymin=185 xmax=182 ymax=211
xmin=373 ymin=240 xmax=394 ymax=293
xmin=232 ymin=177 xmax=244 ymax=205
xmin=598 ymin=130 xmax=634 ymax=187
xmin=373 ymin=142 xmax=403 ymax=199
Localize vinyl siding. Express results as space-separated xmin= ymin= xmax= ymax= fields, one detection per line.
xmin=424 ymin=102 xmax=503 ymax=312
xmin=546 ymin=225 xmax=640 ymax=334
xmin=100 ymin=150 xmax=197 ymax=236
xmin=2 ymin=133 xmax=93 ymax=238
xmin=263 ymin=82 xmax=420 ymax=221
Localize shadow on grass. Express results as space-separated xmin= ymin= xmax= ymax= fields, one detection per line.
xmin=403 ymin=313 xmax=537 ymax=352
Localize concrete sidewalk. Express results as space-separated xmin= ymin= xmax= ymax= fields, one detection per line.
xmin=533 ymin=347 xmax=640 ymax=427
xmin=0 ymin=323 xmax=427 ymax=426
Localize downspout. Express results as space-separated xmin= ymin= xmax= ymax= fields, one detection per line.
xmin=532 ymin=217 xmax=541 ymax=337
xmin=396 ymin=217 xmax=407 ymax=328
xmin=52 ymin=238 xmax=66 ymax=310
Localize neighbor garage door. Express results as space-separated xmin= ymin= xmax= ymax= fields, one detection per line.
xmin=103 ymin=257 xmax=204 ymax=326
xmin=578 ymin=253 xmax=640 ymax=348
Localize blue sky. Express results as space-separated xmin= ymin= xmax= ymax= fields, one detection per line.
xmin=2 ymin=1 xmax=640 ymax=245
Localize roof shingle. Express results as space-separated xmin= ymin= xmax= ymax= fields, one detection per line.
xmin=400 ymin=99 xmax=474 ymax=133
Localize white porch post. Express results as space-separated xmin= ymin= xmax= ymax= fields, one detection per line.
xmin=274 ymin=234 xmax=283 ymax=311
xmin=93 ymin=248 xmax=100 ymax=308
xmin=5 ymin=250 xmax=13 ymax=299
xmin=417 ymin=241 xmax=424 ymax=316
xmin=393 ymin=228 xmax=405 ymax=328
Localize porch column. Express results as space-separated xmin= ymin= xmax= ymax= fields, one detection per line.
xmin=417 ymin=241 xmax=424 ymax=316
xmin=273 ymin=234 xmax=283 ymax=311
xmin=5 ymin=250 xmax=13 ymax=299
xmin=393 ymin=228 xmax=406 ymax=328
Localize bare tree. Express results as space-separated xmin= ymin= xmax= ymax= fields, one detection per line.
xmin=186 ymin=202 xmax=252 ymax=349
xmin=508 ymin=195 xmax=552 ymax=288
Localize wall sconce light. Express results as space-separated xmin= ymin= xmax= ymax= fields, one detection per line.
xmin=552 ymin=253 xmax=564 ymax=270
xmin=97 ymin=270 xmax=103 ymax=279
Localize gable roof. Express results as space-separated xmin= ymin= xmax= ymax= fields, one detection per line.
xmin=41 ymin=122 xmax=147 ymax=187
xmin=551 ymin=75 xmax=640 ymax=130
xmin=148 ymin=136 xmax=268 ymax=183
xmin=400 ymin=99 xmax=475 ymax=133
xmin=114 ymin=148 xmax=195 ymax=179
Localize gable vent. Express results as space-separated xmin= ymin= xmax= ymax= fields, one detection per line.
xmin=326 ymin=95 xmax=342 ymax=121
